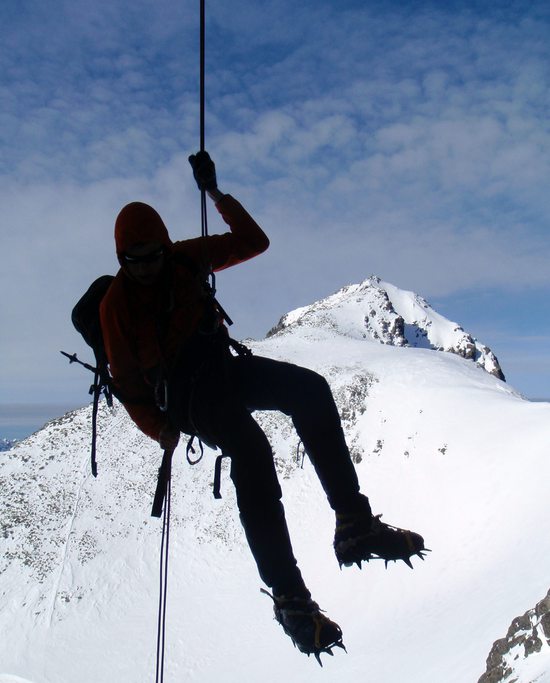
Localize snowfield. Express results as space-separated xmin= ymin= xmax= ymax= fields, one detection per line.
xmin=2 ymin=280 xmax=549 ymax=683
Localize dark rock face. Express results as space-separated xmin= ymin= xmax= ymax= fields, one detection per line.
xmin=478 ymin=589 xmax=550 ymax=682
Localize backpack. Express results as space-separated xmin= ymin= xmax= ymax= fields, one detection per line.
xmin=71 ymin=275 xmax=115 ymax=383
xmin=63 ymin=261 xmax=247 ymax=510
xmin=62 ymin=274 xmax=116 ymax=477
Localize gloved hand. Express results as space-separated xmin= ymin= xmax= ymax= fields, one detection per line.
xmin=188 ymin=150 xmax=218 ymax=192
xmin=159 ymin=422 xmax=180 ymax=451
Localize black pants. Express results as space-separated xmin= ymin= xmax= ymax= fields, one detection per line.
xmin=168 ymin=347 xmax=363 ymax=596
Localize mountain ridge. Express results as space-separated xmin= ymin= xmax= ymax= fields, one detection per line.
xmin=268 ymin=275 xmax=505 ymax=380
xmin=2 ymin=278 xmax=549 ymax=683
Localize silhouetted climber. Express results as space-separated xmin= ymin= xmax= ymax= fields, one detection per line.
xmin=99 ymin=151 xmax=427 ymax=663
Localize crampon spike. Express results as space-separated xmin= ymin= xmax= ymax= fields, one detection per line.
xmin=404 ymin=557 xmax=414 ymax=569
xmin=314 ymin=642 xmax=342 ymax=667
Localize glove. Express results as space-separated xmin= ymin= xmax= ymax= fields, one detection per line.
xmin=188 ymin=150 xmax=218 ymax=192
xmin=159 ymin=423 xmax=180 ymax=451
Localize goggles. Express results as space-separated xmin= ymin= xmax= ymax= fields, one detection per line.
xmin=121 ymin=247 xmax=165 ymax=264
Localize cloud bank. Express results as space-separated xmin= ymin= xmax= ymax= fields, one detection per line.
xmin=1 ymin=0 xmax=549 ymax=402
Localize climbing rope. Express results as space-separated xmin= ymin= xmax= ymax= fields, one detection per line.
xmin=198 ymin=0 xmax=218 ymax=297
xmin=200 ymin=0 xmax=206 ymax=155
xmin=154 ymin=3 xmax=209 ymax=681
xmin=155 ymin=451 xmax=173 ymax=683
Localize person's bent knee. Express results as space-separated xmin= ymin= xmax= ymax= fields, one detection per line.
xmin=291 ymin=365 xmax=332 ymax=402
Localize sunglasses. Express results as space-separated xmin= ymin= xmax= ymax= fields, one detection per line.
xmin=121 ymin=248 xmax=165 ymax=264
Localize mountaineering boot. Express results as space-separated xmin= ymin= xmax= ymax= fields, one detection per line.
xmin=334 ymin=498 xmax=428 ymax=568
xmin=262 ymin=589 xmax=345 ymax=665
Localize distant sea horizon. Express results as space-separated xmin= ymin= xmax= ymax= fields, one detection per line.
xmin=1 ymin=397 xmax=549 ymax=443
xmin=0 ymin=402 xmax=88 ymax=441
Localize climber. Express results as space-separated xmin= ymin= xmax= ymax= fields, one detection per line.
xmin=99 ymin=151 xmax=426 ymax=663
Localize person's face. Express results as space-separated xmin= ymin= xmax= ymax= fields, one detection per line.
xmin=121 ymin=242 xmax=165 ymax=285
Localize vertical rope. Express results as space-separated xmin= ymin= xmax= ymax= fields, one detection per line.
xmin=155 ymin=456 xmax=172 ymax=683
xmin=200 ymin=0 xmax=207 ymax=240
xmin=199 ymin=0 xmax=216 ymax=292
xmin=200 ymin=0 xmax=206 ymax=155
xmin=154 ymin=5 xmax=208 ymax=681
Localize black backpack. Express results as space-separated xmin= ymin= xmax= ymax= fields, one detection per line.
xmin=62 ymin=275 xmax=115 ymax=477
xmin=63 ymin=264 xmax=244 ymax=509
xmin=71 ymin=275 xmax=115 ymax=380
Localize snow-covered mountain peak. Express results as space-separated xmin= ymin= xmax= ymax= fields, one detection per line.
xmin=4 ymin=277 xmax=550 ymax=683
xmin=268 ymin=276 xmax=505 ymax=380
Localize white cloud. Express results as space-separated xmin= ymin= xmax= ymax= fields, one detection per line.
xmin=2 ymin=0 xmax=550 ymax=402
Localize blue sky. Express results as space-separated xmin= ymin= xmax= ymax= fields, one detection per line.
xmin=1 ymin=0 xmax=550 ymax=405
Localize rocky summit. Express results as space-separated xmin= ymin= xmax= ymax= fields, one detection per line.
xmin=268 ymin=276 xmax=504 ymax=380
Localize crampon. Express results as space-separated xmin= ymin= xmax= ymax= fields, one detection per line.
xmin=334 ymin=513 xmax=430 ymax=569
xmin=261 ymin=589 xmax=346 ymax=666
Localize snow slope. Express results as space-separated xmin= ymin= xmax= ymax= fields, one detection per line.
xmin=1 ymin=281 xmax=549 ymax=683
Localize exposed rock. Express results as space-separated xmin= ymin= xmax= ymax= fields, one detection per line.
xmin=478 ymin=589 xmax=550 ymax=682
xmin=267 ymin=276 xmax=506 ymax=380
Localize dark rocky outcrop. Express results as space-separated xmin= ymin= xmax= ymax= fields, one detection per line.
xmin=478 ymin=589 xmax=550 ymax=682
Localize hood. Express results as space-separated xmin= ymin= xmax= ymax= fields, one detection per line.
xmin=114 ymin=202 xmax=173 ymax=255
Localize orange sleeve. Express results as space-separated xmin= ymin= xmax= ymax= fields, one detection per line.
xmin=172 ymin=194 xmax=269 ymax=272
xmin=99 ymin=277 xmax=166 ymax=442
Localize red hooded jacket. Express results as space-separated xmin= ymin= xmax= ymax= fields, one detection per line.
xmin=99 ymin=194 xmax=269 ymax=442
